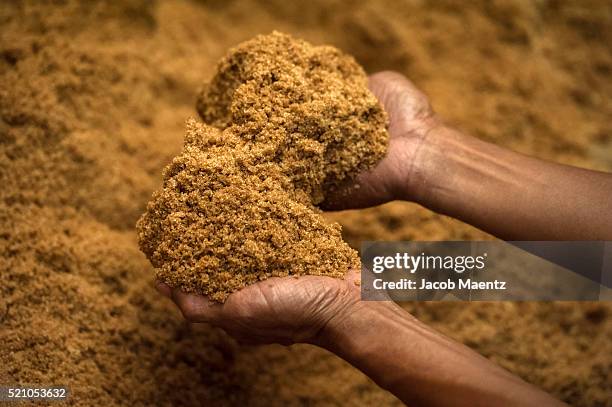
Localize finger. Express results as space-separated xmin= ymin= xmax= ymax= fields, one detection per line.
xmin=322 ymin=165 xmax=394 ymax=211
xmin=156 ymin=281 xmax=172 ymax=298
xmin=170 ymin=288 xmax=223 ymax=323
xmin=368 ymin=71 xmax=419 ymax=103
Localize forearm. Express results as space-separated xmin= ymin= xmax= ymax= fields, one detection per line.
xmin=317 ymin=298 xmax=564 ymax=406
xmin=406 ymin=125 xmax=612 ymax=240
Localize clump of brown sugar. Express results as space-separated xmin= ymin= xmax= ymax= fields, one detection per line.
xmin=197 ymin=31 xmax=389 ymax=204
xmin=137 ymin=32 xmax=388 ymax=302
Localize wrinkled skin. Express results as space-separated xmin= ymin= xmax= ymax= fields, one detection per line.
xmin=157 ymin=269 xmax=361 ymax=345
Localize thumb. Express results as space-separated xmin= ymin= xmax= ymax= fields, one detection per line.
xmin=320 ymin=170 xmax=391 ymax=211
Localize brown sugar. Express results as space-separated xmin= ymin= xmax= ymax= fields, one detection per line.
xmin=137 ymin=32 xmax=389 ymax=302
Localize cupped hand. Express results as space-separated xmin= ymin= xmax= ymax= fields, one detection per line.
xmin=157 ymin=71 xmax=432 ymax=344
xmin=323 ymin=71 xmax=440 ymax=210
xmin=157 ymin=269 xmax=361 ymax=345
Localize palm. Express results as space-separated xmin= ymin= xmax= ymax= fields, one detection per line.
xmin=160 ymin=269 xmax=360 ymax=345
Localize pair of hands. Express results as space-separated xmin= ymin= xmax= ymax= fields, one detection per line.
xmin=157 ymin=71 xmax=439 ymax=345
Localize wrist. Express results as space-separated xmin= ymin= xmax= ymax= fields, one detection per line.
xmin=395 ymin=122 xmax=468 ymax=209
xmin=309 ymin=282 xmax=362 ymax=348
xmin=390 ymin=117 xmax=447 ymax=204
xmin=312 ymin=296 xmax=408 ymax=354
xmin=312 ymin=298 xmax=427 ymax=397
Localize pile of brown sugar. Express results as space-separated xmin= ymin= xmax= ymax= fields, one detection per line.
xmin=137 ymin=32 xmax=388 ymax=302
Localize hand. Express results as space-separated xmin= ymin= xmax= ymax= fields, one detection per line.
xmin=156 ymin=72 xmax=433 ymax=344
xmin=156 ymin=269 xmax=361 ymax=345
xmin=323 ymin=71 xmax=440 ymax=210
